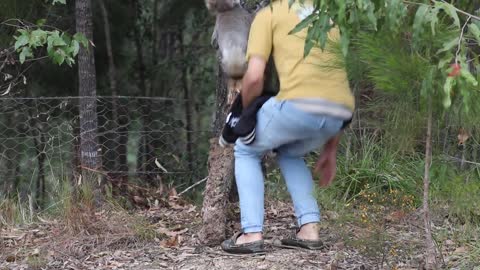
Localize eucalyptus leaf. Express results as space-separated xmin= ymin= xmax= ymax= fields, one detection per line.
xmin=437 ymin=37 xmax=459 ymax=54
xmin=469 ymin=23 xmax=480 ymax=44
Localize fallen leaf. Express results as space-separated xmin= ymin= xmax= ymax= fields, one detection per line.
xmin=168 ymin=188 xmax=178 ymax=198
xmin=5 ymin=255 xmax=16 ymax=262
xmin=31 ymin=248 xmax=40 ymax=256
xmin=385 ymin=210 xmax=406 ymax=222
xmin=2 ymin=83 xmax=11 ymax=96
xmin=458 ymin=128 xmax=470 ymax=146
xmin=161 ymin=235 xmax=179 ymax=248
xmin=155 ymin=158 xmax=168 ymax=173
xmin=445 ymin=239 xmax=454 ymax=246
xmin=453 ymin=246 xmax=468 ymax=254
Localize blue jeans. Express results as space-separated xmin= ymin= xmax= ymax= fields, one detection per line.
xmin=234 ymin=97 xmax=344 ymax=233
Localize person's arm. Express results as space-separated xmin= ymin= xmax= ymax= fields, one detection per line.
xmin=241 ymin=56 xmax=266 ymax=108
xmin=242 ymin=7 xmax=272 ymax=107
xmin=314 ymin=133 xmax=342 ymax=187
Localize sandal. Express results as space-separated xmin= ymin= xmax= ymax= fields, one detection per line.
xmin=280 ymin=229 xmax=324 ymax=250
xmin=280 ymin=237 xmax=324 ymax=250
xmin=221 ymin=232 xmax=265 ymax=254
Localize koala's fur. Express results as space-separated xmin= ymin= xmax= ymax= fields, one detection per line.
xmin=205 ymin=0 xmax=240 ymax=13
xmin=206 ymin=0 xmax=271 ymax=79
xmin=212 ymin=6 xmax=253 ymax=79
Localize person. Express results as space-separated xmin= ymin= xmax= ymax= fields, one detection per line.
xmin=221 ymin=0 xmax=355 ymax=254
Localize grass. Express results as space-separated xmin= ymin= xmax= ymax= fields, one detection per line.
xmin=312 ymin=133 xmax=423 ymax=211
xmin=1 ymin=174 xmax=162 ymax=244
xmin=0 ymin=196 xmax=34 ymax=226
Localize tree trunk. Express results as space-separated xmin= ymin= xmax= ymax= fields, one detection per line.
xmin=199 ymin=0 xmax=272 ymax=245
xmin=179 ymin=31 xmax=195 ymax=181
xmin=75 ymin=0 xmax=102 ymax=203
xmin=423 ymin=97 xmax=437 ymax=269
xmin=99 ymin=0 xmax=128 ymax=192
xmin=70 ymin=117 xmax=81 ymax=186
xmin=133 ymin=0 xmax=156 ymax=186
xmin=117 ymin=103 xmax=130 ymax=182
xmin=199 ymin=67 xmax=236 ymax=245
xmin=33 ymin=129 xmax=46 ymax=209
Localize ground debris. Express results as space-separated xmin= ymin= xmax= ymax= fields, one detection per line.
xmin=0 ymin=200 xmax=472 ymax=269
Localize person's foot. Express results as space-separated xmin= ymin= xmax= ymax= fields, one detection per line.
xmin=221 ymin=232 xmax=265 ymax=254
xmin=296 ymin=223 xmax=320 ymax=241
xmin=279 ymin=223 xmax=324 ymax=250
xmin=236 ymin=232 xmax=263 ymax=244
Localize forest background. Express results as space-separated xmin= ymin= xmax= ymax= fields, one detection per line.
xmin=1 ymin=0 xmax=480 ymax=269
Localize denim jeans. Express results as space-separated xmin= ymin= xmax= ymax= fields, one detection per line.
xmin=234 ymin=97 xmax=344 ymax=233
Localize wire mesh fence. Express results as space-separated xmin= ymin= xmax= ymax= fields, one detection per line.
xmin=0 ymin=96 xmax=211 ymax=197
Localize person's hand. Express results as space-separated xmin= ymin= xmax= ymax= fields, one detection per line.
xmin=314 ymin=134 xmax=341 ymax=187
xmin=314 ymin=149 xmax=337 ymax=187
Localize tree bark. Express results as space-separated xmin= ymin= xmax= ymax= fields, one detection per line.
xmin=33 ymin=128 xmax=46 ymax=209
xmin=199 ymin=67 xmax=236 ymax=245
xmin=70 ymin=117 xmax=81 ymax=186
xmin=199 ymin=1 xmax=273 ymax=245
xmin=133 ymin=0 xmax=156 ymax=186
xmin=179 ymin=31 xmax=195 ymax=181
xmin=423 ymin=96 xmax=438 ymax=269
xmin=99 ymin=0 xmax=128 ymax=192
xmin=75 ymin=0 xmax=102 ymax=203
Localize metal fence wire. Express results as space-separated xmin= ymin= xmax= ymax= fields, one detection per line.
xmin=0 ymin=96 xmax=211 ymax=196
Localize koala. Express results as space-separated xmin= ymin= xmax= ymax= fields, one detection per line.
xmin=205 ymin=0 xmax=240 ymax=13
xmin=212 ymin=6 xmax=253 ymax=79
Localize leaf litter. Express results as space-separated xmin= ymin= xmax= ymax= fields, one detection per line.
xmin=0 ymin=197 xmax=476 ymax=269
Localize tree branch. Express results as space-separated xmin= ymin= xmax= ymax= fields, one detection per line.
xmin=402 ymin=1 xmax=480 ymax=21
xmin=455 ymin=16 xmax=471 ymax=63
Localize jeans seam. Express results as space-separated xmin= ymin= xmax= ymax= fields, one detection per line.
xmin=259 ymin=105 xmax=276 ymax=142
xmin=298 ymin=212 xmax=320 ymax=225
xmin=298 ymin=212 xmax=320 ymax=218
xmin=242 ymin=225 xmax=263 ymax=233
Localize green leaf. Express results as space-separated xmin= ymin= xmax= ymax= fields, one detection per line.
xmin=52 ymin=0 xmax=66 ymax=5
xmin=437 ymin=37 xmax=459 ymax=54
xmin=413 ymin=5 xmax=428 ymax=36
xmin=52 ymin=36 xmax=67 ymax=46
xmin=430 ymin=7 xmax=439 ymax=35
xmin=443 ymin=76 xmax=454 ymax=108
xmin=469 ymin=23 xmax=480 ymax=44
xmin=30 ymin=29 xmax=48 ymax=48
xmin=337 ymin=0 xmax=347 ymax=24
xmin=65 ymin=57 xmax=75 ymax=66
xmin=47 ymin=30 xmax=60 ymax=49
xmin=36 ymin=19 xmax=47 ymax=26
xmin=421 ymin=67 xmax=435 ymax=97
xmin=357 ymin=0 xmax=365 ymax=10
xmin=52 ymin=49 xmax=66 ymax=65
xmin=365 ymin=1 xmax=377 ymax=30
xmin=14 ymin=33 xmax=29 ymax=51
xmin=438 ymin=55 xmax=453 ymax=69
xmin=437 ymin=2 xmax=460 ymax=28
xmin=73 ymin=33 xmax=89 ymax=48
xmin=340 ymin=30 xmax=350 ymax=56
xmin=289 ymin=0 xmax=296 ymax=8
xmin=348 ymin=7 xmax=358 ymax=24
xmin=304 ymin=40 xmax=315 ymax=58
xmin=460 ymin=69 xmax=478 ymax=86
xmin=289 ymin=13 xmax=317 ymax=35
xmin=70 ymin=40 xmax=80 ymax=56
xmin=19 ymin=47 xmax=33 ymax=64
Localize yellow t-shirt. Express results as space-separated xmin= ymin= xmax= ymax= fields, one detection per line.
xmin=246 ymin=0 xmax=355 ymax=111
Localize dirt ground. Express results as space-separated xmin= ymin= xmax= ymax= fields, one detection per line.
xmin=0 ymin=198 xmax=474 ymax=270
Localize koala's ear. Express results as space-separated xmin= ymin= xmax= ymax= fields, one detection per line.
xmin=205 ymin=0 xmax=217 ymax=13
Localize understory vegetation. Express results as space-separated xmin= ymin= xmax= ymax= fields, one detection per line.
xmin=1 ymin=0 xmax=480 ymax=269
